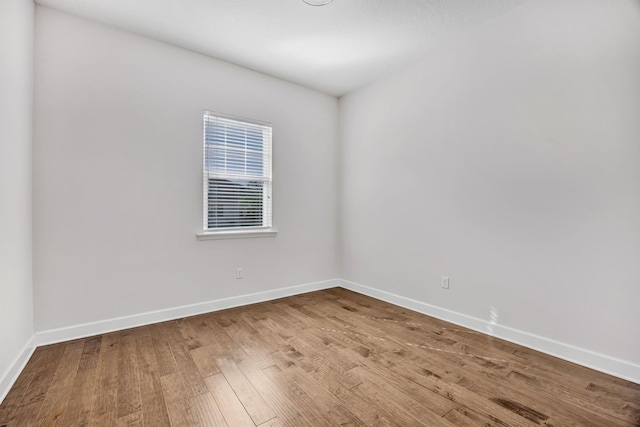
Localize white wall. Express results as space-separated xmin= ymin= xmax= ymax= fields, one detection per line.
xmin=340 ymin=0 xmax=640 ymax=368
xmin=33 ymin=7 xmax=339 ymax=331
xmin=0 ymin=0 xmax=35 ymax=393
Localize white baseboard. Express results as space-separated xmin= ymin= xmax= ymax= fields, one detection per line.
xmin=0 ymin=335 xmax=36 ymax=404
xmin=339 ymin=279 xmax=640 ymax=384
xmin=36 ymin=279 xmax=339 ymax=346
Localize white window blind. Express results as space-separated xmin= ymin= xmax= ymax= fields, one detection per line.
xmin=203 ymin=111 xmax=272 ymax=231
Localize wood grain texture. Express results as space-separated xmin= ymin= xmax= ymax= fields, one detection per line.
xmin=204 ymin=374 xmax=254 ymax=427
xmin=1 ymin=288 xmax=638 ymax=426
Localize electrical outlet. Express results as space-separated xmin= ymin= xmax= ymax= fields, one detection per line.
xmin=441 ymin=276 xmax=450 ymax=289
xmin=236 ymin=268 xmax=243 ymax=279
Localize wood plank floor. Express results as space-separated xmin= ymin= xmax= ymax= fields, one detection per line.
xmin=1 ymin=288 xmax=638 ymax=426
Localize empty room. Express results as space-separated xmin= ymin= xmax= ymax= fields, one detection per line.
xmin=1 ymin=0 xmax=639 ymax=425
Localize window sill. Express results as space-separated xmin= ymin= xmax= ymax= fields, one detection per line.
xmin=197 ymin=227 xmax=278 ymax=240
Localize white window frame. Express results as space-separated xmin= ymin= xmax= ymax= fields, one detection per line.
xmin=197 ymin=111 xmax=277 ymax=240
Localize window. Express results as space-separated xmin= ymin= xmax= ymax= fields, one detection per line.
xmin=199 ymin=111 xmax=275 ymax=239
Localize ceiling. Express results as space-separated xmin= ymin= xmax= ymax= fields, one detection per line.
xmin=35 ymin=0 xmax=527 ymax=97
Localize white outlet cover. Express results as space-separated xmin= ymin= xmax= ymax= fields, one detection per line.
xmin=441 ymin=276 xmax=450 ymax=289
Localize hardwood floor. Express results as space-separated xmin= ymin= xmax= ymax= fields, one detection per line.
xmin=1 ymin=288 xmax=638 ymax=426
